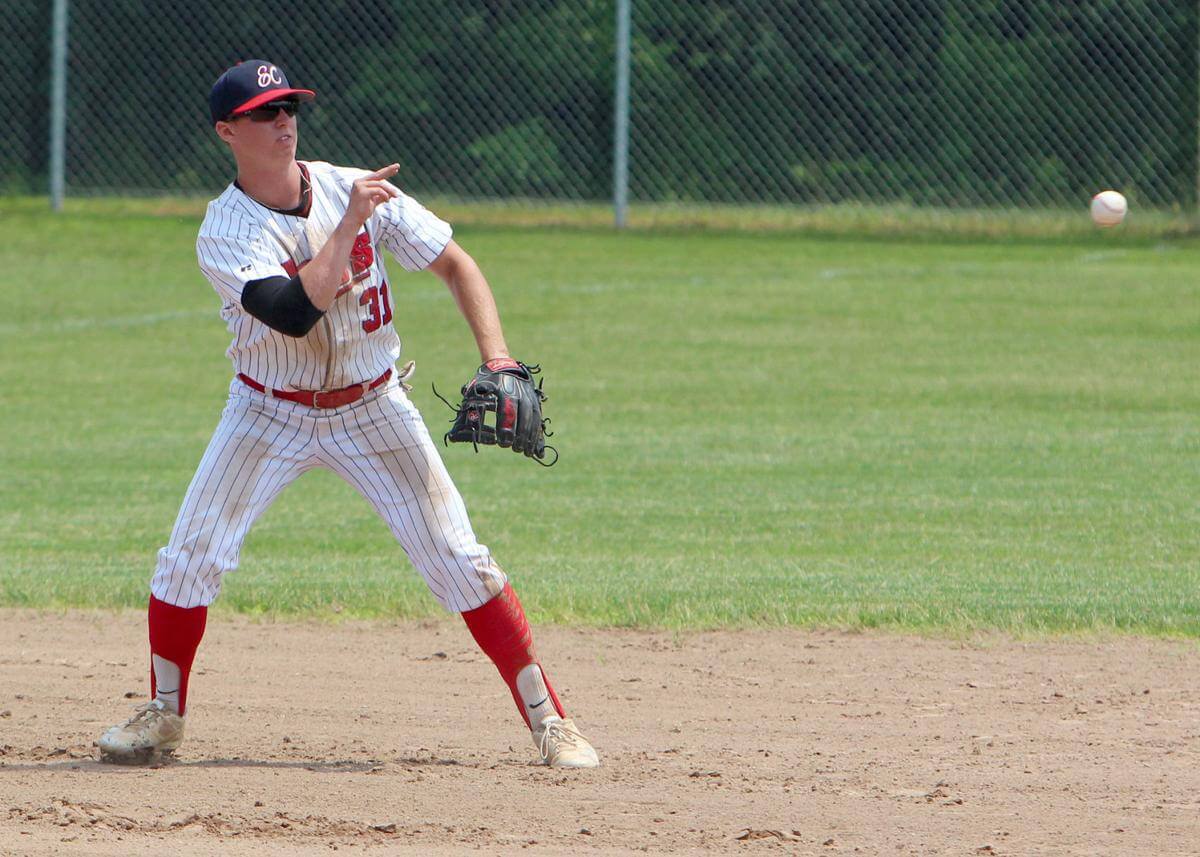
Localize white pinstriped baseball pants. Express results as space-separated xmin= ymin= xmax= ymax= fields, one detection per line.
xmin=149 ymin=374 xmax=507 ymax=611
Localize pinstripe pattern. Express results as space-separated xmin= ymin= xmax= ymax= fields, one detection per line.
xmin=195 ymin=161 xmax=452 ymax=391
xmin=150 ymin=379 xmax=505 ymax=612
xmin=157 ymin=163 xmax=497 ymax=612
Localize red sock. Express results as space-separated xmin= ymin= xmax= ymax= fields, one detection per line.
xmin=147 ymin=595 xmax=207 ymax=715
xmin=461 ymin=582 xmax=565 ymax=728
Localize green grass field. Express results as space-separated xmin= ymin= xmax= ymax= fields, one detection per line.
xmin=1 ymin=199 xmax=1197 ymax=633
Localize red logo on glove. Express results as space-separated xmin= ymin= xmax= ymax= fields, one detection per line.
xmin=484 ymin=357 xmax=520 ymax=372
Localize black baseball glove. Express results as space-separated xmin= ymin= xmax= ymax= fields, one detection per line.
xmin=438 ymin=358 xmax=556 ymax=465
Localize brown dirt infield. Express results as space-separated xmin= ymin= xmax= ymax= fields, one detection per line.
xmin=1 ymin=610 xmax=1198 ymax=855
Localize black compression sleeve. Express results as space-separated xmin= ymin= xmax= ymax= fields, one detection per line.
xmin=241 ymin=275 xmax=325 ymax=338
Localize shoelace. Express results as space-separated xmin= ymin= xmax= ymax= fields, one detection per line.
xmin=125 ymin=701 xmax=171 ymax=728
xmin=538 ymin=719 xmax=587 ymax=760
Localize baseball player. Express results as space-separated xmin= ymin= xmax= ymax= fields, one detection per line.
xmin=97 ymin=60 xmax=599 ymax=769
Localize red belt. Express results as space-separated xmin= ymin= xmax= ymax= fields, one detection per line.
xmin=237 ymin=368 xmax=392 ymax=409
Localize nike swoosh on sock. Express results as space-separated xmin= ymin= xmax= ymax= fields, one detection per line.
xmin=528 ymin=695 xmax=549 ymax=710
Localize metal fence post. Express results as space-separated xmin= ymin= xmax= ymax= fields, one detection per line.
xmin=612 ymin=0 xmax=631 ymax=228
xmin=49 ymin=0 xmax=69 ymax=211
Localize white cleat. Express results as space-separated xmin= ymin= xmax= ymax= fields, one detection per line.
xmin=532 ymin=716 xmax=600 ymax=768
xmin=98 ymin=699 xmax=185 ymax=765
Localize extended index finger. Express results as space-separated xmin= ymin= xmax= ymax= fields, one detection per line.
xmin=365 ymin=163 xmax=400 ymax=180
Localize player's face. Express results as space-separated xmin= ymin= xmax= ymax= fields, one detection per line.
xmin=217 ymin=102 xmax=299 ymax=161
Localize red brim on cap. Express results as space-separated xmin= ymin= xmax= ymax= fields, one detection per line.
xmin=230 ymin=87 xmax=316 ymax=116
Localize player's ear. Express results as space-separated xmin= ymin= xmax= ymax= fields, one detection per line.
xmin=214 ymin=120 xmax=236 ymax=144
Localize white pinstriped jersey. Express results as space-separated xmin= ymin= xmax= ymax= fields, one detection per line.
xmin=196 ymin=160 xmax=452 ymax=391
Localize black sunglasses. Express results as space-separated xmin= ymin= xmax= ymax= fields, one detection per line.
xmin=232 ymin=100 xmax=301 ymax=122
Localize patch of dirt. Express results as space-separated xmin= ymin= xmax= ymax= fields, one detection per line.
xmin=1 ymin=611 xmax=1198 ymax=855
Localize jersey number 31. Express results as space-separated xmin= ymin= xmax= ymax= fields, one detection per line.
xmin=360 ymin=282 xmax=393 ymax=332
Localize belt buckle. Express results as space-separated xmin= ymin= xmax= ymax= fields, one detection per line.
xmin=311 ymin=382 xmax=370 ymax=410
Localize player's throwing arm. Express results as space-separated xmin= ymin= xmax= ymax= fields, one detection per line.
xmin=299 ymin=164 xmax=400 ymax=310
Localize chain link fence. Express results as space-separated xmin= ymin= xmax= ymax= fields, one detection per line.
xmin=1 ymin=1 xmax=49 ymax=195
xmin=631 ymin=0 xmax=1196 ymax=208
xmin=5 ymin=0 xmax=1198 ymax=212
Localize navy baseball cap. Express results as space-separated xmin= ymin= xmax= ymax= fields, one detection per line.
xmin=209 ymin=60 xmax=315 ymax=124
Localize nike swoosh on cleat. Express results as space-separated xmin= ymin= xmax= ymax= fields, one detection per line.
xmin=528 ymin=695 xmax=549 ymax=709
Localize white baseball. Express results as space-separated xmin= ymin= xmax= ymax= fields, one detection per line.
xmin=1090 ymin=190 xmax=1127 ymax=227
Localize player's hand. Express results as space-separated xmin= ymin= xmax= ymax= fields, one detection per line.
xmin=343 ymin=164 xmax=400 ymax=230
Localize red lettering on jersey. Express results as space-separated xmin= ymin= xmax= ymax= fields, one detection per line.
xmin=279 ymin=256 xmax=354 ymax=299
xmin=333 ymin=275 xmax=354 ymax=299
xmin=349 ymin=230 xmax=374 ymax=281
xmin=276 ymin=230 xmax=370 ymax=299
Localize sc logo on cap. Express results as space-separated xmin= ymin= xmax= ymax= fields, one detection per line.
xmin=257 ymin=65 xmax=282 ymax=88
